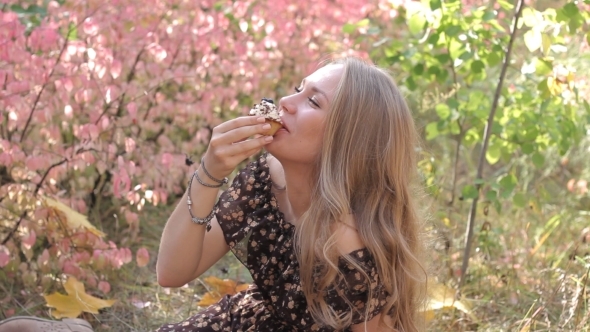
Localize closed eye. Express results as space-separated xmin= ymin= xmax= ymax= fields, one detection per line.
xmin=294 ymin=86 xmax=320 ymax=108
xmin=308 ymin=98 xmax=320 ymax=108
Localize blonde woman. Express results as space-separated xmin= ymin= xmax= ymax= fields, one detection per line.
xmin=156 ymin=57 xmax=427 ymax=332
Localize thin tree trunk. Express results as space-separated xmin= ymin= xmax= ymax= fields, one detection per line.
xmin=460 ymin=0 xmax=526 ymax=286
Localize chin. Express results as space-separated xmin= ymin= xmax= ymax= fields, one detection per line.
xmin=265 ymin=146 xmax=318 ymax=166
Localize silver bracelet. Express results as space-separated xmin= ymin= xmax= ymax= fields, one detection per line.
xmin=194 ymin=168 xmax=224 ymax=188
xmin=186 ymin=169 xmax=215 ymax=231
xmin=201 ymin=157 xmax=228 ymax=185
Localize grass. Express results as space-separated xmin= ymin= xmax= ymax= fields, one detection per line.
xmin=1 ymin=186 xmax=588 ymax=332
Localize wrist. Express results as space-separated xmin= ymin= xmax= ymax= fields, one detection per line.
xmin=200 ymin=157 xmax=229 ymax=184
xmin=193 ymin=168 xmax=223 ymax=188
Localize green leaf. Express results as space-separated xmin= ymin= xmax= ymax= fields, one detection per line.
xmin=406 ymin=75 xmax=417 ymax=91
xmin=435 ymin=103 xmax=451 ymax=120
xmin=587 ymin=32 xmax=590 ymax=47
xmin=425 ymin=122 xmax=440 ymax=140
xmin=535 ymin=58 xmax=552 ymax=76
xmin=497 ymin=0 xmax=514 ymax=10
xmin=541 ymin=34 xmax=551 ymax=55
xmin=521 ymin=143 xmax=535 ymax=154
xmin=66 ymin=22 xmax=77 ymax=41
xmin=445 ymin=25 xmax=461 ymax=37
xmin=486 ymin=140 xmax=502 ymax=165
xmin=513 ymin=193 xmax=527 ymax=208
xmin=522 ymin=8 xmax=541 ymax=27
xmin=450 ymin=122 xmax=461 ymax=135
xmin=449 ymin=39 xmax=464 ymax=59
xmin=486 ymin=190 xmax=498 ymax=201
xmin=524 ymin=30 xmax=542 ymax=52
xmin=532 ymin=152 xmax=545 ymax=168
xmin=499 ymin=174 xmax=517 ymax=197
xmin=471 ymin=60 xmax=485 ymax=74
xmin=429 ymin=0 xmax=442 ymax=10
xmin=562 ymin=3 xmax=580 ymax=18
xmin=413 ymin=63 xmax=425 ymax=75
xmin=342 ymin=23 xmax=356 ymax=34
xmin=427 ymin=33 xmax=440 ymax=45
xmin=435 ymin=53 xmax=451 ymax=64
xmin=462 ymin=185 xmax=479 ymax=199
xmin=357 ymin=18 xmax=370 ymax=27
xmin=482 ymin=11 xmax=496 ymax=21
xmin=487 ymin=51 xmax=502 ymax=67
xmin=408 ymin=14 xmax=427 ymax=35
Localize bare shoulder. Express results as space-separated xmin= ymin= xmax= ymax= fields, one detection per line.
xmin=266 ymin=154 xmax=286 ymax=187
xmin=333 ymin=214 xmax=365 ymax=255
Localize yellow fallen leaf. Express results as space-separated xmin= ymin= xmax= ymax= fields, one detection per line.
xmin=44 ymin=197 xmax=105 ymax=237
xmin=44 ymin=276 xmax=116 ymax=318
xmin=422 ymin=280 xmax=477 ymax=322
xmin=197 ymin=276 xmax=250 ymax=306
xmin=196 ymin=292 xmax=223 ymax=307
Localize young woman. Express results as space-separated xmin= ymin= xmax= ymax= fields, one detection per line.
xmin=156 ymin=57 xmax=427 ymax=331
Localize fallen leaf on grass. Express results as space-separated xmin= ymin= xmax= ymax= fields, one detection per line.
xmin=44 ymin=197 xmax=105 ymax=237
xmin=197 ymin=276 xmax=250 ymax=306
xmin=44 ymin=276 xmax=116 ymax=318
xmin=422 ymin=280 xmax=477 ymax=322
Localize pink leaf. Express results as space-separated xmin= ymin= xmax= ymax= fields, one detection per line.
xmin=161 ymin=153 xmax=173 ymax=167
xmin=136 ymin=247 xmax=149 ymax=267
xmin=0 ymin=245 xmax=10 ymax=268
xmin=125 ymin=137 xmax=136 ymax=153
xmin=98 ymin=281 xmax=111 ymax=294
xmin=22 ymin=230 xmax=36 ymax=249
xmin=83 ymin=17 xmax=99 ymax=36
xmin=37 ymin=248 xmax=50 ymax=267
xmin=111 ymin=60 xmax=122 ymax=79
xmin=25 ymin=156 xmax=47 ymax=171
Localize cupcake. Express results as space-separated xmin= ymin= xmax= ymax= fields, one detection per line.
xmin=249 ymin=98 xmax=283 ymax=136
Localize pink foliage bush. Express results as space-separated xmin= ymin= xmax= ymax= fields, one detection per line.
xmin=0 ymin=0 xmax=399 ymax=299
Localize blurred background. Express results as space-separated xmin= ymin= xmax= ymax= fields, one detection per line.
xmin=0 ymin=0 xmax=589 ymax=330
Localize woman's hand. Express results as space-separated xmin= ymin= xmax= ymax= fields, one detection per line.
xmin=203 ymin=116 xmax=273 ymax=179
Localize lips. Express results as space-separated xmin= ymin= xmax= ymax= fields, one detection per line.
xmin=279 ymin=116 xmax=290 ymax=132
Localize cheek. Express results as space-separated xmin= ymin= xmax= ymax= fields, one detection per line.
xmin=299 ymin=120 xmax=325 ymax=148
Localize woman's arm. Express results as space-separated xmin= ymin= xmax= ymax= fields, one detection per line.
xmin=156 ymin=168 xmax=228 ymax=287
xmin=156 ymin=116 xmax=273 ymax=287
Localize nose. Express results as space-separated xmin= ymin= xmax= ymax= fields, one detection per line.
xmin=278 ymin=95 xmax=296 ymax=115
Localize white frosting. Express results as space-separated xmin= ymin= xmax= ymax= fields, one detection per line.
xmin=249 ymin=100 xmax=282 ymax=123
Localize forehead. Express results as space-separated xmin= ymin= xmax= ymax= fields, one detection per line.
xmin=305 ymin=64 xmax=343 ymax=96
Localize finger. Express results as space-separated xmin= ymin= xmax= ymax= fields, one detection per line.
xmin=222 ymin=123 xmax=272 ymax=144
xmin=215 ymin=116 xmax=266 ymax=134
xmin=225 ymin=135 xmax=273 ymax=156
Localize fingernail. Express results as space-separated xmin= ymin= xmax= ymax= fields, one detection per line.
xmin=264 ymin=136 xmax=273 ymax=142
xmin=257 ymin=117 xmax=266 ymax=123
xmin=262 ymin=124 xmax=271 ymax=129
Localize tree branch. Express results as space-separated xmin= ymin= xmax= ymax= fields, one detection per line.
xmin=1 ymin=147 xmax=94 ymax=244
xmin=460 ymin=0 xmax=526 ymax=285
xmin=19 ymin=35 xmax=70 ymax=143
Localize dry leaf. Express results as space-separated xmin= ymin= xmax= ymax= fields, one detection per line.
xmin=44 ymin=276 xmax=116 ymax=318
xmin=44 ymin=197 xmax=105 ymax=237
xmin=197 ymin=276 xmax=250 ymax=306
xmin=422 ymin=280 xmax=476 ymax=322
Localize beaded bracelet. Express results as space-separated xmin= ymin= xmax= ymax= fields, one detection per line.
xmin=186 ymin=169 xmax=217 ymax=231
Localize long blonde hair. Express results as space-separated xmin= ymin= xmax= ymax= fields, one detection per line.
xmin=295 ymin=57 xmax=427 ymax=331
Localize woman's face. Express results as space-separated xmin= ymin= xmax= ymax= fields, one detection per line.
xmin=266 ymin=64 xmax=344 ymax=165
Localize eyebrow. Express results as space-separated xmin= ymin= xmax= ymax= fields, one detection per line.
xmin=301 ymin=78 xmax=328 ymax=102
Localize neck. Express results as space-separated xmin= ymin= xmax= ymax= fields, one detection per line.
xmin=281 ymin=162 xmax=315 ymax=224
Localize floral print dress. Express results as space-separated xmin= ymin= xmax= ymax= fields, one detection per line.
xmin=157 ymin=154 xmax=389 ymax=332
